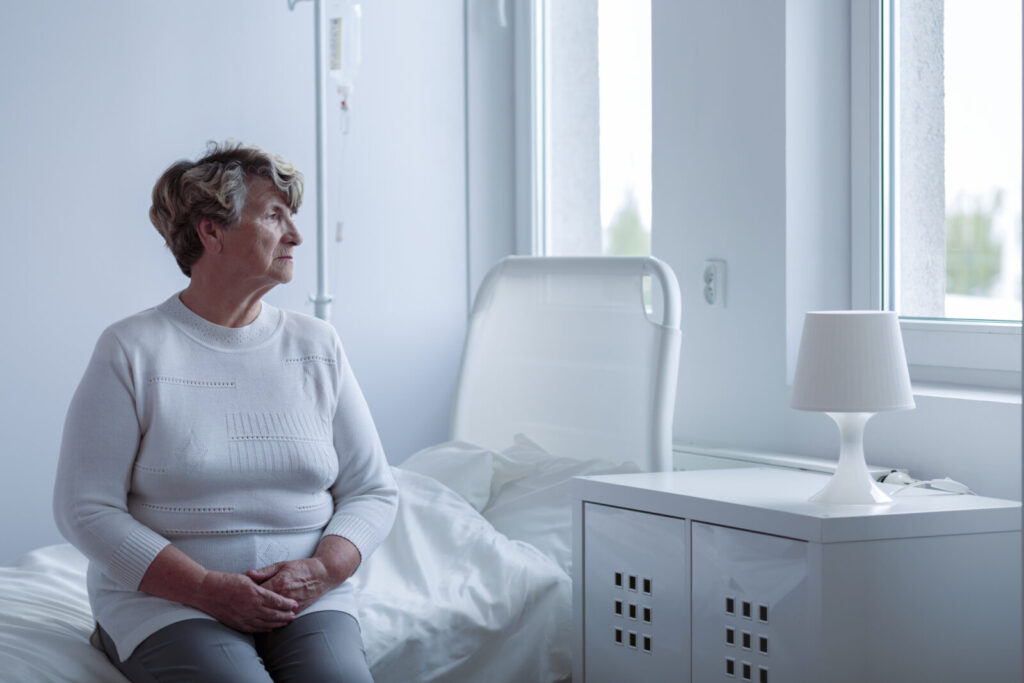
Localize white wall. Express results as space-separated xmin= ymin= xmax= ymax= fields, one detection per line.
xmin=0 ymin=0 xmax=467 ymax=563
xmin=652 ymin=0 xmax=1020 ymax=500
xmin=467 ymin=0 xmax=516 ymax=302
xmin=653 ymin=0 xmax=790 ymax=453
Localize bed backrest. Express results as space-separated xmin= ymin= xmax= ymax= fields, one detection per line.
xmin=450 ymin=256 xmax=682 ymax=472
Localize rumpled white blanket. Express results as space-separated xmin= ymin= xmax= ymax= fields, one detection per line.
xmin=353 ymin=467 xmax=572 ymax=682
xmin=0 ymin=464 xmax=573 ymax=683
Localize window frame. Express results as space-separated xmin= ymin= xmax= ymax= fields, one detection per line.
xmin=851 ymin=0 xmax=1022 ymax=391
xmin=514 ymin=0 xmax=546 ymax=257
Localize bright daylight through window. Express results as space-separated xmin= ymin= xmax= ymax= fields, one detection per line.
xmin=885 ymin=0 xmax=1022 ymax=322
xmin=536 ymin=0 xmax=651 ymax=257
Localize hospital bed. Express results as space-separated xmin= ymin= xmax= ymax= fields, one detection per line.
xmin=0 ymin=256 xmax=682 ymax=682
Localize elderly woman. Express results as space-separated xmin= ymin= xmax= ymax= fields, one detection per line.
xmin=53 ymin=142 xmax=397 ymax=682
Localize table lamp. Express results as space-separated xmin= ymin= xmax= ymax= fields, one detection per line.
xmin=791 ymin=311 xmax=915 ymax=504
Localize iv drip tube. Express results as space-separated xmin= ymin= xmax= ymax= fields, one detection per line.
xmin=310 ymin=0 xmax=333 ymax=321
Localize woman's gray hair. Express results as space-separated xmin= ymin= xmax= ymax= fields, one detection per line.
xmin=149 ymin=141 xmax=304 ymax=276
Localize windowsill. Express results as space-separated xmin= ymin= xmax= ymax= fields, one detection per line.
xmin=673 ymin=443 xmax=897 ymax=478
xmin=912 ymin=381 xmax=1021 ymax=405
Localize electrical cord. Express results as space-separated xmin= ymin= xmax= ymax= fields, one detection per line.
xmin=882 ymin=470 xmax=976 ymax=496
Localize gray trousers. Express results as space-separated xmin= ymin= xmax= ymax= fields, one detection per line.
xmin=98 ymin=611 xmax=373 ymax=683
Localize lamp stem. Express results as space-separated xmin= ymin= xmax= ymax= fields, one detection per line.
xmin=809 ymin=412 xmax=893 ymax=505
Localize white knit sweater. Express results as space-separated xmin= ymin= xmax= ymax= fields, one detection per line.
xmin=53 ymin=293 xmax=398 ymax=661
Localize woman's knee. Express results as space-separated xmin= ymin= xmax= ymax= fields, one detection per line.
xmin=261 ymin=611 xmax=373 ymax=683
xmin=101 ymin=619 xmax=273 ymax=683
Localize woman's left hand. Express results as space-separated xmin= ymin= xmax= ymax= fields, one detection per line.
xmin=246 ymin=558 xmax=337 ymax=613
xmin=247 ymin=535 xmax=362 ymax=613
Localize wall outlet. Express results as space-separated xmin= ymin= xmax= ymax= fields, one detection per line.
xmin=703 ymin=260 xmax=726 ymax=307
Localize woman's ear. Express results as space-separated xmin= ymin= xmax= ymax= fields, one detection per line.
xmin=195 ymin=217 xmax=224 ymax=254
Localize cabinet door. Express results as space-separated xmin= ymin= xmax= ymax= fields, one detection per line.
xmin=583 ymin=503 xmax=688 ymax=682
xmin=691 ymin=522 xmax=811 ymax=683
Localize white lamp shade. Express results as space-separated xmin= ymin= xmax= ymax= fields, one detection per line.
xmin=791 ymin=311 xmax=915 ymax=413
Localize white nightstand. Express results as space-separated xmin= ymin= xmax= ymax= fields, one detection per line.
xmin=571 ymin=468 xmax=1022 ymax=683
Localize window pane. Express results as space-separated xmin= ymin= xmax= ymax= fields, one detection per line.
xmin=541 ymin=0 xmax=651 ymax=256
xmin=889 ymin=0 xmax=1021 ymax=321
xmin=943 ymin=0 xmax=1021 ymax=320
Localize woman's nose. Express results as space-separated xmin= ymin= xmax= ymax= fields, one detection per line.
xmin=286 ymin=218 xmax=303 ymax=246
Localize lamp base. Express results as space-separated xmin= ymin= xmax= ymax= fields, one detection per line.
xmin=809 ymin=412 xmax=892 ymax=505
xmin=809 ymin=469 xmax=893 ymax=505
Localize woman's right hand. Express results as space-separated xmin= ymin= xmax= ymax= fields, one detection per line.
xmin=139 ymin=545 xmax=297 ymax=632
xmin=194 ymin=571 xmax=298 ymax=632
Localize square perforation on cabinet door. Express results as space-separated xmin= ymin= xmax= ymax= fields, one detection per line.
xmin=716 ymin=597 xmax=774 ymax=676
xmin=607 ymin=570 xmax=654 ymax=655
xmin=609 ymin=566 xmax=657 ymax=654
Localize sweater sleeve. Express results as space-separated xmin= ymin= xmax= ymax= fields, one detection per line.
xmin=53 ymin=328 xmax=170 ymax=589
xmin=320 ymin=339 xmax=398 ymax=566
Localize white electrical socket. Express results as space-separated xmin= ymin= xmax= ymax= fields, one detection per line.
xmin=702 ymin=260 xmax=726 ymax=307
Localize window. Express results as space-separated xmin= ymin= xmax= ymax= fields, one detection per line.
xmin=884 ymin=0 xmax=1021 ymax=321
xmin=529 ymin=0 xmax=651 ymax=257
xmin=856 ymin=0 xmax=1021 ymax=388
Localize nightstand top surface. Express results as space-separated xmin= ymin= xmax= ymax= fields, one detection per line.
xmin=573 ymin=468 xmax=1021 ymax=543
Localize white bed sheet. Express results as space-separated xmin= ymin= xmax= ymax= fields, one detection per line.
xmin=0 ymin=543 xmax=121 ymax=682
xmin=0 ymin=463 xmax=573 ymax=683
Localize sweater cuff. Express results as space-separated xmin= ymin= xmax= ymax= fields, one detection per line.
xmin=322 ymin=515 xmax=382 ymax=564
xmin=108 ymin=527 xmax=170 ymax=589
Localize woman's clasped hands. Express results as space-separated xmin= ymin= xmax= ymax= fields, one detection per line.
xmin=195 ymin=556 xmax=348 ymax=633
xmin=194 ymin=570 xmax=298 ymax=633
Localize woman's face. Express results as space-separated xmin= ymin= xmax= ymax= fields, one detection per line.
xmin=221 ymin=177 xmax=302 ymax=288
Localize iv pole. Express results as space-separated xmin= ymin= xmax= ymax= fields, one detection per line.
xmin=289 ymin=0 xmax=333 ymax=321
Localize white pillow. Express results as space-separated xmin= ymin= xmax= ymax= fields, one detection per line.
xmin=482 ymin=434 xmax=640 ymax=573
xmin=398 ymin=440 xmax=495 ymax=511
